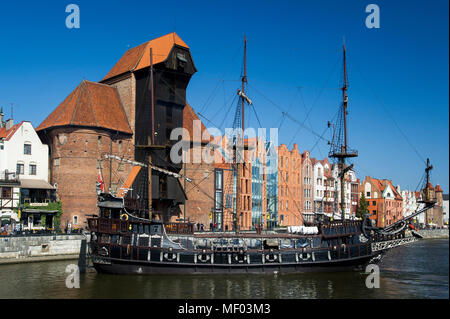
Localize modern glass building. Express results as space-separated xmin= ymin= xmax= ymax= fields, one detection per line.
xmin=265 ymin=142 xmax=278 ymax=229
xmin=251 ymin=157 xmax=264 ymax=229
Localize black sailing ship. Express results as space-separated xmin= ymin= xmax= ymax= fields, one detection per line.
xmin=87 ymin=37 xmax=436 ymax=275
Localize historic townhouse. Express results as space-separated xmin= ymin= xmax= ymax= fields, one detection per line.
xmin=312 ymin=158 xmax=335 ymax=215
xmin=0 ymin=112 xmax=56 ymax=230
xmin=361 ymin=177 xmax=403 ymax=227
xmin=329 ymin=164 xmax=357 ymax=219
xmin=301 ymin=150 xmax=314 ymax=224
xmin=178 ymin=103 xmax=214 ymax=228
xmin=401 ymin=189 xmax=418 ymax=218
xmin=348 ymin=171 xmax=359 ymax=217
xmin=277 ymin=144 xmax=302 ymax=226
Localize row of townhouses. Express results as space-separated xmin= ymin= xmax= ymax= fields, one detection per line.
xmin=1 ymin=33 xmax=447 ymax=234
xmin=0 ymin=108 xmax=57 ymax=233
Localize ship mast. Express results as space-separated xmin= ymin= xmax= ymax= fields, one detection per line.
xmin=234 ymin=35 xmax=248 ymax=234
xmin=424 ymin=158 xmax=433 ymax=203
xmin=329 ymin=44 xmax=358 ymax=221
xmin=148 ymin=47 xmax=154 ymax=220
xmin=421 ymin=158 xmax=436 ymax=225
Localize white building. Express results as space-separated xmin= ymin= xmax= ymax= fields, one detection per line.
xmin=0 ymin=115 xmax=54 ymax=228
xmin=401 ymin=189 xmax=417 ymax=218
xmin=312 ymin=158 xmax=335 ymax=215
xmin=443 ymin=194 xmax=448 ymax=226
xmin=331 ymin=164 xmax=355 ymax=219
xmin=413 ymin=192 xmax=426 ymax=225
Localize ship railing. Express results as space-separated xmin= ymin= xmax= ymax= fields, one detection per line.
xmin=88 ymin=217 xmax=195 ymax=235
xmin=87 ymin=218 xmax=129 ymax=234
xmin=320 ymin=220 xmax=362 ymax=238
xmin=90 ymin=240 xmax=373 ymax=264
xmin=164 ymin=222 xmax=194 ymax=235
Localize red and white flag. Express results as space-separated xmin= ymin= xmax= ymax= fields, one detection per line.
xmin=98 ymin=169 xmax=104 ymax=192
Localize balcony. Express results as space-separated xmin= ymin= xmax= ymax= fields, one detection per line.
xmin=0 ymin=170 xmax=20 ymax=185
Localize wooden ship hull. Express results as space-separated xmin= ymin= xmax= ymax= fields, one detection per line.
xmin=87 ymin=194 xmax=407 ymax=275
xmin=91 ymin=254 xmax=375 ymax=275
xmin=89 ymin=234 xmax=377 ymax=275
xmin=86 ymin=35 xmax=434 ymax=276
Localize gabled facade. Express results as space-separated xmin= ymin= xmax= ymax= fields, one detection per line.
xmin=301 ymin=150 xmax=313 ymax=224
xmin=361 ymin=176 xmax=403 ymax=227
xmin=1 ymin=119 xmax=55 ymax=228
xmin=401 ymin=189 xmax=417 ymax=218
xmin=177 ymin=103 xmax=214 ymax=228
xmin=277 ymin=144 xmax=302 ymax=226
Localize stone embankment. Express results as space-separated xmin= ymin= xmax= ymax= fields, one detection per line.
xmin=0 ymin=234 xmax=85 ymax=265
xmin=416 ymin=229 xmax=449 ymax=239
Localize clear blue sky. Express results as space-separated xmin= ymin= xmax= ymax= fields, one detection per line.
xmin=0 ymin=0 xmax=448 ymax=192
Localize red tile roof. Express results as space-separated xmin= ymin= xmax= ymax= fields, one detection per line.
xmin=36 ymin=80 xmax=132 ymax=135
xmin=435 ymin=184 xmax=443 ymax=192
xmin=183 ymin=103 xmax=212 ymax=143
xmin=102 ymin=32 xmax=189 ymax=81
xmin=0 ymin=122 xmax=23 ymax=141
xmin=366 ymin=177 xmax=402 ymax=200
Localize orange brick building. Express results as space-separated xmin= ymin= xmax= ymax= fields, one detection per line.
xmin=361 ymin=176 xmax=403 ymax=227
xmin=176 ymin=103 xmax=215 ymax=228
xmin=277 ymin=144 xmax=302 ymax=226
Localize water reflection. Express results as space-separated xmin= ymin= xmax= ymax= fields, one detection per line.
xmin=0 ymin=239 xmax=447 ymax=299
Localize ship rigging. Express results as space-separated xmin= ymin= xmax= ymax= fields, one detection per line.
xmin=88 ymin=35 xmax=437 ymax=275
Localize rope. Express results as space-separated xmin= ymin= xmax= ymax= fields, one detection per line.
xmin=353 ymin=63 xmax=427 ymax=166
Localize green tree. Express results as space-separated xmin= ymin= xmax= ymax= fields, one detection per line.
xmin=357 ymin=192 xmax=369 ymax=218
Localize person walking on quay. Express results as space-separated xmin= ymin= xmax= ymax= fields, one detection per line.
xmin=210 ymin=222 xmax=213 ymax=231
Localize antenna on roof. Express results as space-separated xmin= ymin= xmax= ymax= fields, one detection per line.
xmin=10 ymin=103 xmax=14 ymax=119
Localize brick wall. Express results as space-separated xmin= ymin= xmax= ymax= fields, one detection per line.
xmin=102 ymin=74 xmax=136 ymax=137
xmin=176 ymin=145 xmax=215 ymax=228
xmin=277 ymin=144 xmax=302 ymax=226
xmin=42 ymin=127 xmax=134 ymax=230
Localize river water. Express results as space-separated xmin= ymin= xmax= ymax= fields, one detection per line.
xmin=0 ymin=239 xmax=448 ymax=299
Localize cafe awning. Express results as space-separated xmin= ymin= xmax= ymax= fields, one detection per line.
xmin=20 ymin=179 xmax=55 ymax=190
xmin=21 ymin=209 xmax=58 ymax=214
